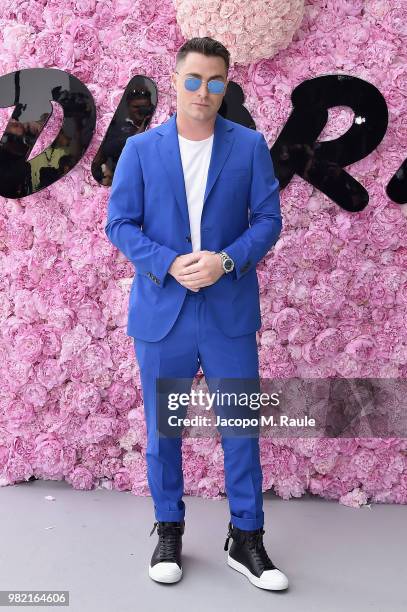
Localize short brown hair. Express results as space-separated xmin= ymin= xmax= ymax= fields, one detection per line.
xmin=176 ymin=37 xmax=230 ymax=74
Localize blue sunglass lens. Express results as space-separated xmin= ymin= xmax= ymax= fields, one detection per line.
xmin=185 ymin=77 xmax=201 ymax=91
xmin=208 ymin=80 xmax=225 ymax=94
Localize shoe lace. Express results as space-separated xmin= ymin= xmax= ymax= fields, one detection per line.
xmin=247 ymin=529 xmax=276 ymax=571
xmin=223 ymin=522 xmax=276 ymax=571
xmin=150 ymin=521 xmax=183 ymax=561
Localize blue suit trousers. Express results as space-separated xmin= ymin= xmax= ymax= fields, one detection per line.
xmin=133 ymin=289 xmax=264 ymax=531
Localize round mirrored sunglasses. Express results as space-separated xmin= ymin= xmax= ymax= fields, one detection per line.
xmin=175 ymin=71 xmax=226 ymax=95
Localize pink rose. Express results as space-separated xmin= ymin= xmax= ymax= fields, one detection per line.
xmin=106 ymin=382 xmax=138 ymax=414
xmin=83 ymin=415 xmax=116 ymax=443
xmin=311 ymin=283 xmax=344 ymax=316
xmin=2 ymin=23 xmax=34 ymax=56
xmin=101 ymin=456 xmax=122 ymax=478
xmin=7 ymin=400 xmax=35 ymax=431
xmin=113 ymin=467 xmax=131 ymax=491
xmin=4 ymin=454 xmax=33 ymax=483
xmin=339 ymin=487 xmax=369 ymax=508
xmin=21 ymin=383 xmax=48 ymax=409
xmin=67 ymin=465 xmax=95 ymax=490
xmin=33 ymin=434 xmax=65 ymax=477
xmin=345 ymin=335 xmax=377 ymax=361
xmin=14 ymin=329 xmax=43 ymax=363
xmin=36 ymin=358 xmax=67 ymax=390
xmin=271 ymin=308 xmax=300 ymax=340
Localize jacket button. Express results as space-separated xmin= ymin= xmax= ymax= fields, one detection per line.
xmin=186 ymin=236 xmax=192 ymax=242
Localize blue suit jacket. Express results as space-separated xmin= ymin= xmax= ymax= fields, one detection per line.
xmin=105 ymin=111 xmax=282 ymax=341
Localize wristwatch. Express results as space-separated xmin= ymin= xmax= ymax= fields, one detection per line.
xmin=217 ymin=250 xmax=235 ymax=273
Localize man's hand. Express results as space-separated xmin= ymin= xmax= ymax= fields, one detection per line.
xmin=169 ymin=250 xmax=224 ymax=291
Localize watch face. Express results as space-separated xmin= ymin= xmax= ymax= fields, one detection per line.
xmin=224 ymin=259 xmax=233 ymax=271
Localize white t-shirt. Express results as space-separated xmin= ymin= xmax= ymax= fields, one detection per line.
xmin=178 ymin=133 xmax=214 ymax=252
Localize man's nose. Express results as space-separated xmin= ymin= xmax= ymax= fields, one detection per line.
xmin=197 ymin=82 xmax=210 ymax=95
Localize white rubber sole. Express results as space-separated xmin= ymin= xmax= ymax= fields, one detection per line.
xmin=149 ymin=562 xmax=183 ymax=583
xmin=227 ymin=555 xmax=289 ymax=590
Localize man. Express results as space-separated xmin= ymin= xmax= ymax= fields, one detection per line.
xmin=105 ymin=36 xmax=288 ymax=591
xmin=101 ymin=88 xmax=154 ymax=176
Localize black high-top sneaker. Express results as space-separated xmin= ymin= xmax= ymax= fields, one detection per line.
xmin=224 ymin=521 xmax=289 ymax=590
xmin=148 ymin=520 xmax=185 ymax=583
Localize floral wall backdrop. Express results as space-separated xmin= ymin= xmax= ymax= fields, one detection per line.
xmin=0 ymin=0 xmax=406 ymax=507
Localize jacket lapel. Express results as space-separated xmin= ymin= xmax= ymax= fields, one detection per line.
xmin=156 ymin=111 xmax=235 ymax=229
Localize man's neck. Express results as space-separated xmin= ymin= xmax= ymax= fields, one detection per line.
xmin=176 ymin=112 xmax=215 ymax=141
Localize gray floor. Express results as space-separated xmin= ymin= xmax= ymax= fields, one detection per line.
xmin=0 ymin=480 xmax=405 ymax=612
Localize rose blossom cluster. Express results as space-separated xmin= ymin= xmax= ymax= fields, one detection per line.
xmin=0 ymin=0 xmax=407 ymax=507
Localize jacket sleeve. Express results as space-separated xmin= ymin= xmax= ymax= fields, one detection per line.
xmin=104 ymin=137 xmax=179 ymax=288
xmin=222 ymin=132 xmax=282 ymax=281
